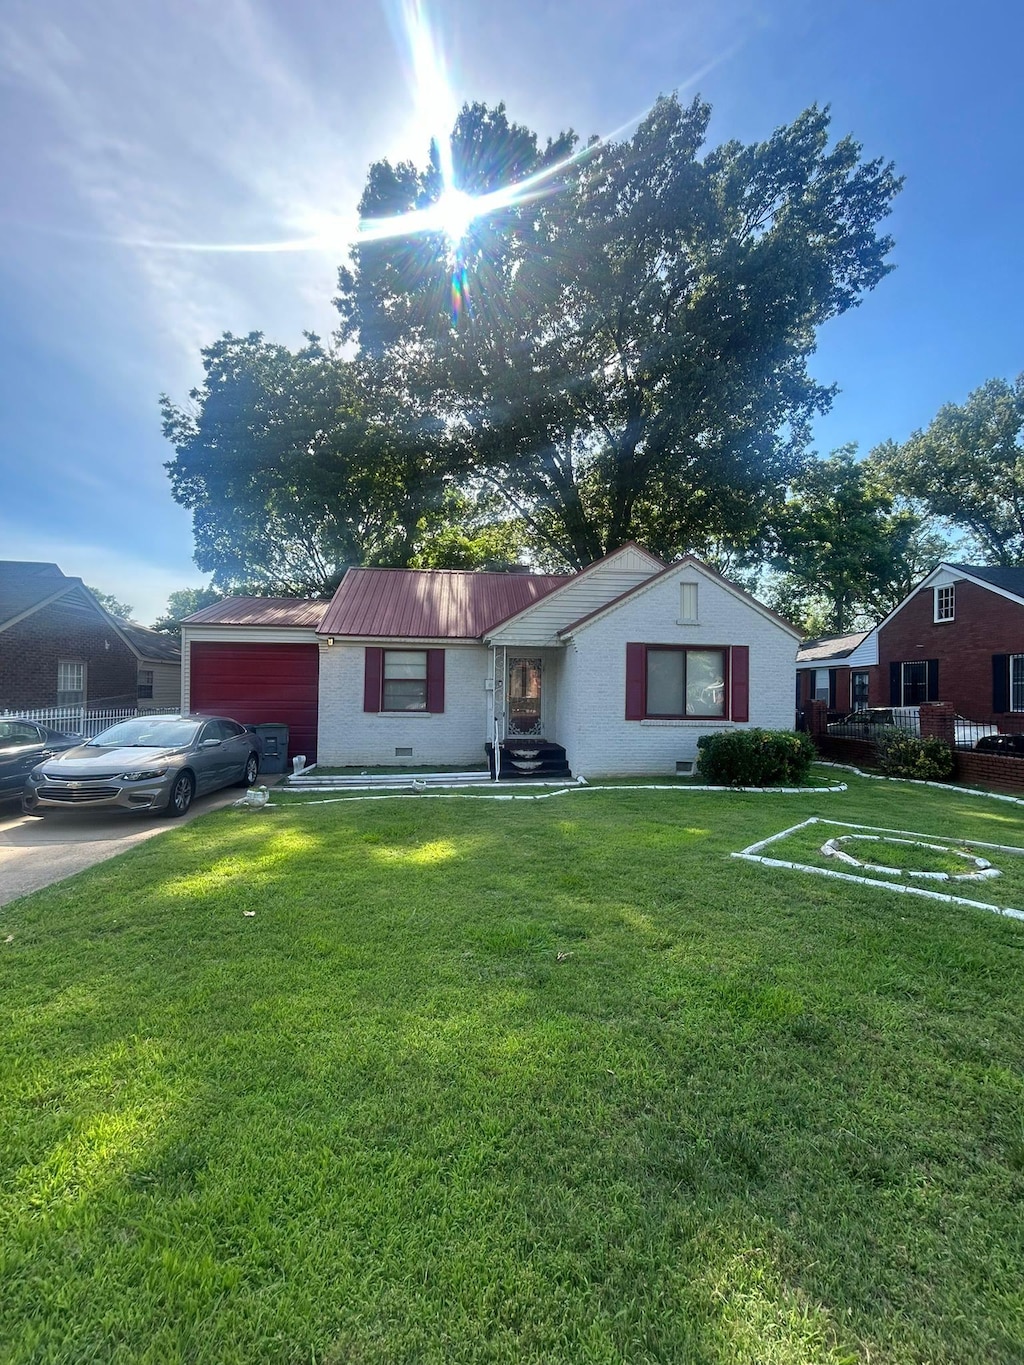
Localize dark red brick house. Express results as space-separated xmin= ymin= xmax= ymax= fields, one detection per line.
xmin=0 ymin=561 xmax=179 ymax=713
xmin=870 ymin=564 xmax=1024 ymax=725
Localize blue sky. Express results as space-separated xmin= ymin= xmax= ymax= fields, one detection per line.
xmin=1 ymin=0 xmax=1021 ymax=623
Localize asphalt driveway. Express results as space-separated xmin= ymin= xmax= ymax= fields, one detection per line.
xmin=0 ymin=786 xmax=249 ymax=908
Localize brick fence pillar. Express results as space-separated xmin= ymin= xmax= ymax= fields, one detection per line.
xmin=920 ymin=701 xmax=956 ymax=748
xmin=803 ymin=699 xmax=828 ymax=736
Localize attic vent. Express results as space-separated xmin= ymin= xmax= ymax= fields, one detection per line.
xmin=395 ymin=747 xmax=413 ymax=758
xmin=676 ymin=760 xmax=694 ymax=775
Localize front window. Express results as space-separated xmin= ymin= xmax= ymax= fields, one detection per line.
xmin=138 ymin=669 xmax=154 ymax=700
xmin=813 ymin=669 xmax=830 ymax=703
xmin=57 ymin=660 xmax=85 ymax=706
xmin=646 ymin=647 xmax=726 ymax=717
xmin=852 ymin=671 xmax=870 ymax=709
xmin=88 ymin=718 xmax=200 ymax=748
xmin=1011 ymin=655 xmax=1024 ymax=713
xmin=935 ymin=585 xmax=955 ymax=622
xmin=382 ymin=650 xmax=427 ymax=711
xmin=902 ymin=661 xmax=928 ymax=705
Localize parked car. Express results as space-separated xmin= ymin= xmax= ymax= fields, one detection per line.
xmin=22 ymin=714 xmax=261 ymax=818
xmin=973 ymin=732 xmax=1024 ymax=756
xmin=827 ymin=707 xmax=997 ymax=747
xmin=827 ymin=708 xmax=911 ymax=738
xmin=0 ymin=718 xmax=81 ymax=803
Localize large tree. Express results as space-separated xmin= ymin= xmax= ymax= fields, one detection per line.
xmin=151 ymin=586 xmax=225 ymax=636
xmin=162 ymin=332 xmax=459 ymax=593
xmin=86 ymin=587 xmax=133 ymax=620
xmin=878 ymin=375 xmax=1024 ymax=565
xmin=337 ymin=96 xmax=902 ymax=568
xmin=763 ymin=447 xmax=949 ymax=635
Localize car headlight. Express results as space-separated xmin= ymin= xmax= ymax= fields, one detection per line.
xmin=117 ymin=769 xmax=169 ymax=782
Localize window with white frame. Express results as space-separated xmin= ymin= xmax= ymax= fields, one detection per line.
xmin=934 ymin=584 xmax=955 ymax=622
xmin=851 ymin=671 xmax=870 ymax=709
xmin=678 ymin=582 xmax=699 ymax=622
xmin=1011 ymin=655 xmax=1024 ymax=713
xmin=382 ymin=650 xmax=428 ymax=711
xmin=813 ymin=668 xmax=830 ymax=703
xmin=137 ymin=669 xmax=154 ymax=700
xmin=57 ymin=660 xmax=85 ymax=706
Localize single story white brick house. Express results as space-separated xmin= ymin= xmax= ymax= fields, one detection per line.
xmin=181 ymin=545 xmax=801 ymax=777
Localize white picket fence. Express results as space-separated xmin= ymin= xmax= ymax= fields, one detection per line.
xmin=0 ymin=705 xmax=179 ymax=738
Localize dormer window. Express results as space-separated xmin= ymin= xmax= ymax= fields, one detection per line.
xmin=934 ymin=585 xmax=955 ymax=622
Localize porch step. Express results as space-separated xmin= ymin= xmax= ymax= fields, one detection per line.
xmin=486 ymin=740 xmax=572 ymax=779
xmin=288 ymin=771 xmax=493 ymax=790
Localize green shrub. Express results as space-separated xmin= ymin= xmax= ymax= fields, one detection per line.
xmin=696 ymin=728 xmax=817 ymax=786
xmin=875 ymin=728 xmax=954 ymax=781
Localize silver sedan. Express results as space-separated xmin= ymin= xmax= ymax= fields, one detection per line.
xmin=23 ymin=715 xmax=261 ymax=818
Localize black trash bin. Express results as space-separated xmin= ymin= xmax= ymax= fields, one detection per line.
xmin=254 ymin=723 xmax=289 ymax=774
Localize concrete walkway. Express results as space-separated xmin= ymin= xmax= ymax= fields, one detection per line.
xmin=0 ymin=787 xmax=248 ymax=908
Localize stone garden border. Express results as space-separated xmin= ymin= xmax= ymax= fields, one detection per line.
xmin=733 ymin=817 xmax=1024 ymax=922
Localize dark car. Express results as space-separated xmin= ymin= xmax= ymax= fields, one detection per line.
xmin=23 ymin=714 xmax=261 ymax=818
xmin=0 ymin=718 xmax=80 ymax=802
xmin=973 ymin=732 xmax=1024 ymax=756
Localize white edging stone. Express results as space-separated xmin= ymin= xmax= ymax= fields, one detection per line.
xmin=733 ymin=817 xmax=1024 ymax=923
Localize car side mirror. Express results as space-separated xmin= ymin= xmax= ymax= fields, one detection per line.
xmin=200 ymin=738 xmax=221 ymax=748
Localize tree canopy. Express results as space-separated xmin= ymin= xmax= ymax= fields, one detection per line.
xmin=877 ymin=375 xmax=1024 ymax=565
xmin=151 ymin=586 xmax=225 ymax=636
xmin=162 ymin=333 xmax=458 ymax=594
xmin=87 ymin=587 xmax=133 ymax=620
xmin=336 ymin=96 xmax=902 ymax=568
xmin=763 ymin=447 xmax=949 ymax=635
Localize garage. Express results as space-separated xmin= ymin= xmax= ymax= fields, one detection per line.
xmin=189 ymin=641 xmax=320 ymax=763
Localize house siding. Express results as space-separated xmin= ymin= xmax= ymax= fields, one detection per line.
xmin=875 ymin=578 xmax=1024 ymax=721
xmin=563 ymin=567 xmax=797 ymax=778
xmin=486 ymin=547 xmax=661 ymax=647
xmin=0 ymin=595 xmax=138 ymax=711
xmin=137 ymin=660 xmax=182 ymax=711
xmin=318 ymin=641 xmax=490 ymax=767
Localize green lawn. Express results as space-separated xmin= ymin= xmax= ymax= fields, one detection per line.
xmin=3 ymin=772 xmax=1024 ymax=1363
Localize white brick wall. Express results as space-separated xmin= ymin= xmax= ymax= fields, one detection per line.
xmin=562 ymin=566 xmax=799 ymax=778
xmin=317 ymin=642 xmax=491 ymax=767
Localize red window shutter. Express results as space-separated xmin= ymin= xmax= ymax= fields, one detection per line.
xmin=426 ymin=649 xmax=445 ymax=713
xmin=363 ymin=647 xmax=383 ymax=712
xmin=625 ymin=643 xmax=646 ymax=720
xmin=730 ymin=645 xmax=749 ymax=722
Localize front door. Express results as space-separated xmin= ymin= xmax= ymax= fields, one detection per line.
xmin=507 ymin=657 xmax=543 ymax=737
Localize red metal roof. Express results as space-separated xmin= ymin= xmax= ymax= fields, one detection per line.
xmin=319 ymin=569 xmax=568 ymax=639
xmin=183 ymin=597 xmax=330 ymax=628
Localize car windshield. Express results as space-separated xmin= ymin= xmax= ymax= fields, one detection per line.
xmin=88 ymin=719 xmax=200 ymax=748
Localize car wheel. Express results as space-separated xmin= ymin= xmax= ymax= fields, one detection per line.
xmin=166 ymin=770 xmax=195 ymax=818
xmin=236 ymin=753 xmax=259 ymax=788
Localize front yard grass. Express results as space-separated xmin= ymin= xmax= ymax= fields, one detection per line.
xmin=2 ymin=772 xmax=1024 ymax=1363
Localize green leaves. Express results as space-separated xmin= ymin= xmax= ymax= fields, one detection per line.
xmin=336 ymin=96 xmax=901 ymax=569
xmin=878 ymin=375 xmax=1024 ymax=565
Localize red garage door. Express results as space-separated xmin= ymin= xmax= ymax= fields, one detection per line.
xmin=190 ymin=642 xmax=319 ymax=762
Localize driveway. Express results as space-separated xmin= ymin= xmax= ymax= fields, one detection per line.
xmin=0 ymin=787 xmax=250 ymax=908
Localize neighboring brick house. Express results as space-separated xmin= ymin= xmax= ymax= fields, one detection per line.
xmin=870 ymin=564 xmax=1024 ymax=725
xmin=182 ymin=546 xmax=801 ymax=776
xmin=0 ymin=561 xmax=180 ymax=712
